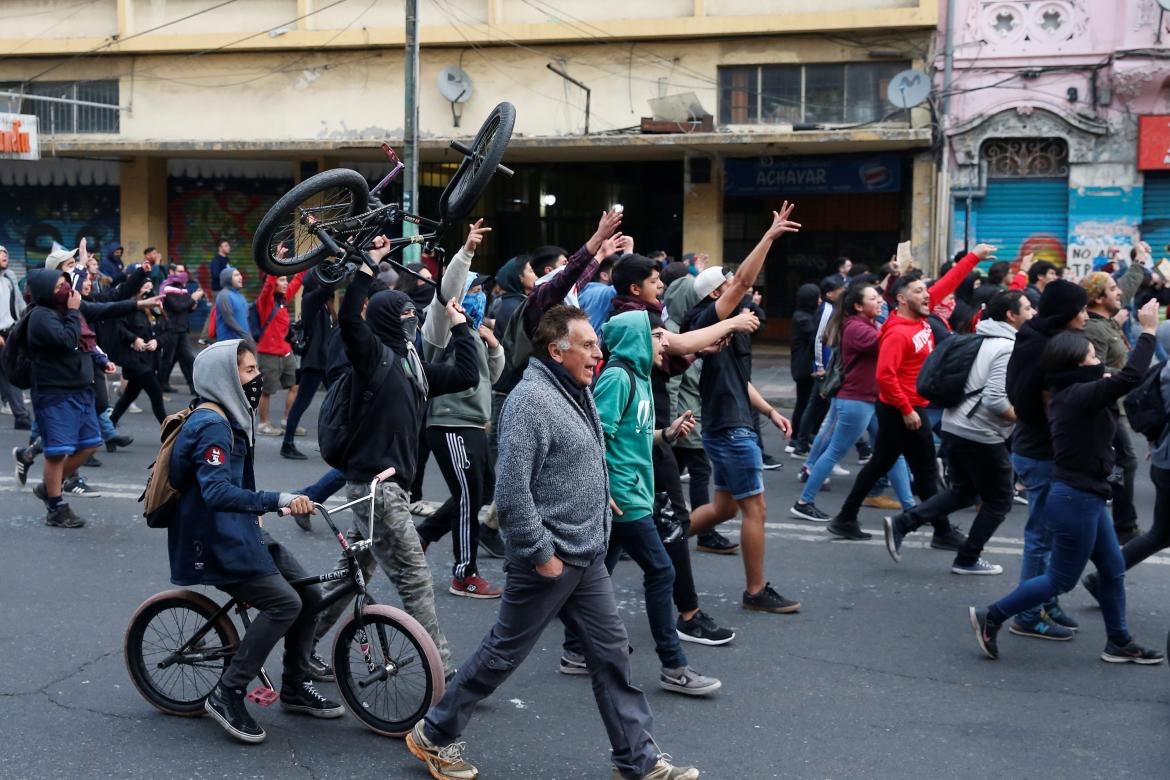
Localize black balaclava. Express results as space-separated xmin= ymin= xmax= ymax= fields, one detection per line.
xmin=366 ymin=289 xmax=427 ymax=395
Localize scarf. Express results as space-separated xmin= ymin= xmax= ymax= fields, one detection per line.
xmin=538 ymin=356 xmax=587 ymax=407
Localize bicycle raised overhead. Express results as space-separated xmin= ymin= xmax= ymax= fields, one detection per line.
xmin=251 ymin=101 xmax=515 ymax=291
xmin=124 ymin=466 xmax=444 ymax=737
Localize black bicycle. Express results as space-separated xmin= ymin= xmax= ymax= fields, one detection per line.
xmin=251 ymin=101 xmax=515 ymax=287
xmin=123 ymin=467 xmax=445 ymax=738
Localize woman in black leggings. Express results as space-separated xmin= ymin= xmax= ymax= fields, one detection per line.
xmin=110 ymin=284 xmax=167 ymax=425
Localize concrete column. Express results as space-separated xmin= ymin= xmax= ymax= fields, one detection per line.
xmin=910 ymin=151 xmax=936 ymax=274
xmin=120 ymin=156 xmax=167 ymax=261
xmin=682 ymin=154 xmax=723 ymax=266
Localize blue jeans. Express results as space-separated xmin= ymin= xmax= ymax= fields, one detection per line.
xmin=1012 ymin=453 xmax=1054 ymax=622
xmin=801 ymin=398 xmax=913 ymax=508
xmin=992 ymin=482 xmax=1128 ymax=642
xmin=300 ymin=467 xmax=346 ymax=505
xmin=703 ymin=427 xmax=763 ymax=500
xmin=804 ymin=399 xmax=838 ymax=469
xmin=565 ymin=515 xmax=685 ymax=669
xmin=98 ymin=408 xmax=116 ymax=442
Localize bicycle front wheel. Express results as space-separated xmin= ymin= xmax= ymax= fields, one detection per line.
xmin=252 ymin=168 xmax=370 ymax=275
xmin=332 ymin=605 xmax=445 ymax=737
xmin=124 ymin=589 xmax=239 ymax=717
xmin=439 ymin=101 xmax=515 ymax=223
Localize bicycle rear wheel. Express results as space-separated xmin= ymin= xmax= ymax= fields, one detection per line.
xmin=124 ymin=589 xmax=239 ymax=717
xmin=332 ymin=605 xmax=444 ymax=737
xmin=439 ymin=101 xmax=515 ymax=223
xmin=252 ymin=168 xmax=370 ymax=275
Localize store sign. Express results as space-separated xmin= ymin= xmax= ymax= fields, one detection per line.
xmin=0 ymin=113 xmax=38 ymax=161
xmin=1138 ymin=115 xmax=1170 ymax=170
xmin=724 ymin=154 xmax=901 ymax=196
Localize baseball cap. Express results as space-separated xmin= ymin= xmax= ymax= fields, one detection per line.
xmin=44 ymin=247 xmax=78 ymax=271
xmin=693 ymin=266 xmax=730 ymax=300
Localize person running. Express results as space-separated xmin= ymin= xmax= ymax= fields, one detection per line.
xmin=109 ymin=280 xmax=168 ymax=425
xmin=881 ymin=290 xmax=1033 ymax=573
xmin=824 ymin=245 xmax=990 ymax=542
xmin=407 ymin=305 xmax=700 ymax=780
xmin=683 ymin=206 xmax=801 ymax=614
xmin=170 ymin=340 xmax=342 ymax=743
xmin=970 ymin=300 xmax=1165 ymax=666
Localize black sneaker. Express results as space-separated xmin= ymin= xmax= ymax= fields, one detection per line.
xmin=1082 ymin=572 xmax=1100 ymax=606
xmin=790 ymin=446 xmax=809 ymax=460
xmin=13 ymin=417 xmax=30 ymax=431
xmin=307 ymin=652 xmax=334 ymax=683
xmin=478 ymin=526 xmax=506 ymax=559
xmin=676 ymin=610 xmax=735 ymax=646
xmin=696 ymin=530 xmax=739 ymax=555
xmin=204 ymin=683 xmax=266 ymax=743
xmin=827 ymin=518 xmax=872 ymax=541
xmin=882 ymin=516 xmax=905 ymax=562
xmin=63 ymin=475 xmax=101 ymax=498
xmin=1008 ymin=616 xmax=1074 ymax=641
xmin=1101 ymin=638 xmax=1165 ymax=665
xmin=105 ymin=434 xmax=133 ymax=453
xmin=280 ymin=443 xmax=308 ymax=460
xmin=280 ymin=680 xmax=345 ymax=718
xmin=13 ymin=446 xmax=32 ymax=487
xmin=45 ymin=503 xmax=85 ymax=529
xmin=83 ymin=455 xmax=102 ymax=468
xmin=1116 ymin=526 xmax=1141 ymax=546
xmin=761 ymin=454 xmax=782 ymax=471
xmin=790 ymin=501 xmax=831 ymax=522
xmin=33 ymin=482 xmax=48 ymax=504
xmin=1043 ymin=603 xmax=1079 ymax=631
xmin=856 ymin=442 xmax=873 ymax=464
xmin=930 ymin=525 xmax=967 ymax=551
xmin=968 ymin=607 xmax=1001 ymax=660
xmin=742 ymin=583 xmax=800 ymax=614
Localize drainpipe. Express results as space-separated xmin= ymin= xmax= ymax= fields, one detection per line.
xmin=937 ymin=0 xmax=957 ymax=266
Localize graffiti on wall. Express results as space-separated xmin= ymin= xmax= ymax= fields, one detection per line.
xmin=1067 ymin=220 xmax=1140 ymax=279
xmin=0 ymin=187 xmax=120 ymax=275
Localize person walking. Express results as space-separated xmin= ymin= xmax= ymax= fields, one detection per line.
xmin=970 ymin=300 xmax=1165 ymax=665
xmin=255 ymin=271 xmax=305 ymax=436
xmin=157 ymin=264 xmax=201 ymax=395
xmin=280 ymin=270 xmax=336 ymax=460
xmin=109 ymin=281 xmax=168 ymax=425
xmin=407 ymin=305 xmax=700 ymax=780
xmin=214 ymin=268 xmax=252 ymax=345
xmin=788 ymin=283 xmax=820 ymax=449
xmin=0 ymin=244 xmax=31 ymax=429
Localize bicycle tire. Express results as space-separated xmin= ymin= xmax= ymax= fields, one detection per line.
xmin=252 ymin=168 xmax=370 ymax=275
xmin=332 ymin=604 xmax=445 ymax=737
xmin=124 ymin=589 xmax=239 ymax=717
xmin=439 ymin=101 xmax=515 ymax=223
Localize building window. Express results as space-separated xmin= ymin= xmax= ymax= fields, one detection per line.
xmin=982 ymin=137 xmax=1069 ymax=178
xmin=718 ymin=62 xmax=907 ymax=127
xmin=0 ymin=80 xmax=120 ymax=134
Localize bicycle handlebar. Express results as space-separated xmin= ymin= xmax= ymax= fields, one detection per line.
xmin=373 ymin=466 xmax=397 ymax=484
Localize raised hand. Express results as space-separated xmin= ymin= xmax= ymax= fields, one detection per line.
xmin=764 ymin=201 xmax=800 ymax=241
xmin=616 ymin=234 xmax=635 ymax=255
xmin=1139 ymin=297 xmax=1160 ymax=334
xmin=728 ymin=308 xmax=760 ymax=334
xmin=973 ymin=243 xmax=997 ymax=261
xmin=595 ymin=233 xmax=623 ymax=261
xmin=463 ymin=218 xmax=491 ymax=254
xmin=588 ymin=208 xmax=625 ymax=254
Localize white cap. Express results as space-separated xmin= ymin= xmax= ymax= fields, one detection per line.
xmin=44 ymin=247 xmax=78 ymax=271
xmin=693 ymin=266 xmax=729 ymax=300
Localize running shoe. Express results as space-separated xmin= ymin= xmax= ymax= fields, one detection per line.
xmin=742 ymin=583 xmax=800 ymax=614
xmin=1009 ymin=616 xmax=1074 ymax=641
xmin=676 ymin=611 xmax=735 ymax=646
xmin=13 ymin=445 xmax=32 ymax=487
xmin=659 ymin=666 xmax=721 ymax=696
xmin=449 ymin=574 xmax=502 ymax=599
xmin=790 ymin=501 xmax=831 ymax=522
xmin=63 ymin=475 xmax=101 ymax=498
xmin=969 ymin=607 xmax=1001 ymax=660
xmin=1101 ymin=639 xmax=1165 ymax=665
xmin=696 ymin=530 xmax=739 ymax=555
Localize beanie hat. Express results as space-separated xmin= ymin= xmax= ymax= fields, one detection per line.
xmin=1037 ymin=279 xmax=1088 ymax=332
xmin=694 ymin=266 xmax=729 ymax=300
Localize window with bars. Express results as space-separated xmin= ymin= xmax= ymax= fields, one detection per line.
xmin=718 ymin=62 xmax=907 ymax=127
xmin=0 ymin=80 xmax=120 ymax=134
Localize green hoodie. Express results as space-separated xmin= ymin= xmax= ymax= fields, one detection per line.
xmin=595 ymin=310 xmax=655 ymax=521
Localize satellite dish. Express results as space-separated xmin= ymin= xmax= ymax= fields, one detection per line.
xmin=886 ymin=68 xmax=931 ymax=109
xmin=438 ymin=67 xmax=474 ymax=103
xmin=1159 ymin=0 xmax=1170 ymax=12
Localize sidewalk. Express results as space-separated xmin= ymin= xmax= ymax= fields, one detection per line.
xmin=752 ymin=343 xmax=798 ymax=410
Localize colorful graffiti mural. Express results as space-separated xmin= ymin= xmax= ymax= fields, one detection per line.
xmin=1066 ymin=186 xmax=1142 ymax=279
xmin=0 ymin=186 xmax=120 ymax=275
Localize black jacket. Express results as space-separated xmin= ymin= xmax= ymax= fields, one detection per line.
xmin=1006 ymin=320 xmax=1057 ymax=459
xmin=163 ymin=290 xmax=197 ymax=333
xmin=790 ymin=283 xmax=820 ymax=381
xmin=1048 ymin=333 xmax=1154 ymax=497
xmin=113 ymin=309 xmax=160 ymax=377
xmin=338 ymin=272 xmax=478 ymax=485
xmin=299 ymin=278 xmax=336 ymax=372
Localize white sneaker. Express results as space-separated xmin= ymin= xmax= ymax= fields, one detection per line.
xmin=832 ymin=464 xmax=850 ymax=476
xmin=0 ymin=402 xmax=11 ymax=415
xmin=257 ymin=422 xmax=284 ymax=436
xmin=784 ymin=444 xmax=795 ymax=454
xmin=410 ymin=500 xmax=439 ymax=517
xmin=127 ymin=402 xmax=143 ymax=414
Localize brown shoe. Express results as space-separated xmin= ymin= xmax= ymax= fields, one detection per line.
xmin=406 ymin=721 xmax=478 ymax=779
xmin=613 ymin=757 xmax=700 ymax=779
xmin=862 ymin=494 xmax=901 ymax=511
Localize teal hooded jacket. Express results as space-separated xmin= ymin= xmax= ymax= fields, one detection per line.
xmin=595 ymin=310 xmax=655 ymax=521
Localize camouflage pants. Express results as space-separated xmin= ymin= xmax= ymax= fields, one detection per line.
xmin=313 ymin=480 xmax=453 ymax=673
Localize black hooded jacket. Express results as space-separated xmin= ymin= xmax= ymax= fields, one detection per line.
xmin=26 ymin=269 xmax=139 ymax=392
xmin=790 ymin=283 xmax=820 ymax=381
xmin=299 ymin=272 xmax=336 ymax=372
xmin=338 ymin=272 xmax=478 ymax=485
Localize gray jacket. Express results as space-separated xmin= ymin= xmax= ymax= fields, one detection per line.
xmin=941 ymin=319 xmax=1017 ymax=445
xmin=0 ymin=268 xmax=25 ymax=331
xmin=495 ymin=358 xmax=611 ymax=568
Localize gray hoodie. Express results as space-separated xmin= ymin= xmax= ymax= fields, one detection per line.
xmin=0 ymin=267 xmax=25 ymax=331
xmin=193 ymin=339 xmax=257 ymax=446
xmin=941 ymin=318 xmax=1018 ymax=444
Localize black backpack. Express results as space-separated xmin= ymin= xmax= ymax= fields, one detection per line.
xmin=818 ymin=348 xmax=843 ymax=399
xmin=500 ymin=297 xmax=534 ymax=378
xmin=916 ymin=333 xmax=988 ymax=408
xmin=1123 ymin=361 xmax=1168 ymax=443
xmin=3 ymin=307 xmax=34 ymax=390
xmin=317 ymin=344 xmax=394 ymax=469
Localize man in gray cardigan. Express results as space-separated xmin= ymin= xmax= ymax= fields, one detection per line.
xmin=408 ymin=306 xmax=699 ymax=780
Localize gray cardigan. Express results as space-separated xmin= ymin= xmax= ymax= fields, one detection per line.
xmin=495 ymin=358 xmax=611 ymax=568
xmin=941 ymin=319 xmax=1017 ymax=445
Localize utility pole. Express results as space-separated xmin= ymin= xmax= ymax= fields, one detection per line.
xmin=402 ymin=0 xmax=420 ymax=261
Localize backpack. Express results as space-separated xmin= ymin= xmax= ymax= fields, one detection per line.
xmin=140 ymin=401 xmax=226 ymax=528
xmin=317 ymin=344 xmax=395 ymax=469
xmin=500 ymin=297 xmax=534 ymax=378
xmin=286 ymin=318 xmax=307 ymax=356
xmin=916 ymin=333 xmax=988 ymax=408
xmin=1123 ymin=361 xmax=1169 ymax=443
xmin=3 ymin=307 xmax=33 ymax=390
xmin=818 ymin=348 xmax=843 ymax=399
xmin=247 ymin=300 xmax=279 ymax=342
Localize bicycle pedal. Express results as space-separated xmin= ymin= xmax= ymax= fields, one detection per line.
xmin=246 ymin=686 xmax=279 ymax=707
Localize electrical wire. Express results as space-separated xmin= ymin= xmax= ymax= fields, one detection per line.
xmin=0 ymin=0 xmax=102 ymax=64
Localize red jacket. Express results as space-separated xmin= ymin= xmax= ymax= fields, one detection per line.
xmin=876 ymin=252 xmax=980 ymax=415
xmin=256 ymin=272 xmax=304 ymax=355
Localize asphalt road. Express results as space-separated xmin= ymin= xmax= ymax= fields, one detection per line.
xmin=2 ymin=388 xmax=1169 ymax=780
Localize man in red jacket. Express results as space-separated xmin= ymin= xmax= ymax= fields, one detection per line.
xmin=256 ymin=272 xmax=304 ymax=437
xmin=827 ymin=243 xmax=994 ymax=541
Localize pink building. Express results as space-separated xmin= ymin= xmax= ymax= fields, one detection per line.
xmin=940 ymin=0 xmax=1170 ymax=276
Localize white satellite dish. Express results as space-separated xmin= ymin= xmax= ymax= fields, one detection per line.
xmin=438 ymin=67 xmax=474 ymax=103
xmin=1159 ymin=0 xmax=1170 ymax=12
xmin=886 ymin=68 xmax=931 ymax=109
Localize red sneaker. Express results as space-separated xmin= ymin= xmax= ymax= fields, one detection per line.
xmin=449 ymin=574 xmax=502 ymax=599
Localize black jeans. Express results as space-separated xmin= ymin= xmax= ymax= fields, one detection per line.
xmin=673 ymin=446 xmax=711 ymax=509
xmin=215 ymin=535 xmax=323 ymax=690
xmin=157 ymin=331 xmax=196 ymax=392
xmin=111 ymin=368 xmax=167 ymax=424
xmin=417 ymin=426 xmax=491 ymax=578
xmin=797 ymin=381 xmax=830 ymax=451
xmin=836 ymin=402 xmax=943 ymax=527
xmin=282 ymin=368 xmax=325 ymax=447
xmin=1111 ymin=424 xmax=1139 ymax=536
xmin=1122 ymin=463 xmax=1170 ymax=569
xmin=790 ymin=377 xmax=813 ymax=443
xmin=653 ymin=439 xmax=699 ymax=614
xmin=410 ymin=427 xmax=431 ymax=504
xmin=900 ymin=434 xmax=1013 ymax=564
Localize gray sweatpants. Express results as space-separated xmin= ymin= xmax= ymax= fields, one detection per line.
xmin=313 ymin=481 xmax=453 ymax=673
xmin=424 ymin=554 xmax=659 ymax=779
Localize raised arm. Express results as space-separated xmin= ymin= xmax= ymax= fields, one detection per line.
xmin=665 ymin=308 xmax=760 ymax=355
xmin=715 ymin=204 xmax=800 ymax=322
xmin=423 ymin=219 xmax=489 ymax=349
xmin=525 ymin=209 xmax=623 ymax=331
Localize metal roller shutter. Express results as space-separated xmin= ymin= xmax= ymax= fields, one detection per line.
xmin=967 ymin=178 xmax=1068 ymax=268
xmin=1141 ymin=172 xmax=1170 ymax=259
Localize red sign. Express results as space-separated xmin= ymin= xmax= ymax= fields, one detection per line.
xmin=1139 ymin=115 xmax=1170 ymax=170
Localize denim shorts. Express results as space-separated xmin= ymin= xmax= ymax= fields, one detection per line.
xmin=32 ymin=388 xmax=102 ymax=457
xmin=702 ymin=426 xmax=764 ymax=500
